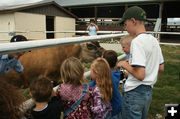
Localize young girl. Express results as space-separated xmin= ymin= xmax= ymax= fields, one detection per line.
xmin=90 ymin=57 xmax=113 ymax=119
xmin=56 ymin=57 xmax=93 ymax=119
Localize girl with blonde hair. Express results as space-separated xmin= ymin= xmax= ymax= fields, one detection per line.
xmin=56 ymin=57 xmax=93 ymax=119
xmin=90 ymin=57 xmax=113 ymax=119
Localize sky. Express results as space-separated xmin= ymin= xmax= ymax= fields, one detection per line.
xmin=0 ymin=0 xmax=42 ymax=6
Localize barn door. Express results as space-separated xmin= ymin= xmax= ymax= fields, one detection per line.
xmin=46 ymin=16 xmax=54 ymax=39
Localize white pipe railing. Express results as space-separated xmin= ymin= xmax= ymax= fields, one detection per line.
xmin=160 ymin=42 xmax=180 ymax=46
xmin=1 ymin=30 xmax=180 ymax=43
xmin=148 ymin=31 xmax=180 ymax=35
xmin=0 ymin=33 xmax=127 ymax=55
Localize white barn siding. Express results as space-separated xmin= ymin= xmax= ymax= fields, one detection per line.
xmin=55 ymin=16 xmax=75 ymax=38
xmin=14 ymin=12 xmax=46 ymax=40
xmin=0 ymin=13 xmax=15 ymax=41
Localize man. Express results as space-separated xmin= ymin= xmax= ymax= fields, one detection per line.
xmin=118 ymin=6 xmax=164 ymax=119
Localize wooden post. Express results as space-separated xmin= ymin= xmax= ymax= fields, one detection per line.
xmin=94 ymin=6 xmax=97 ymax=24
xmin=159 ymin=3 xmax=163 ymax=18
xmin=125 ymin=4 xmax=128 ymax=10
xmin=159 ymin=3 xmax=164 ymax=41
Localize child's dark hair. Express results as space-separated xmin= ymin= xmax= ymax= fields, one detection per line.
xmin=30 ymin=76 xmax=53 ymax=102
xmin=103 ymin=50 xmax=118 ymax=68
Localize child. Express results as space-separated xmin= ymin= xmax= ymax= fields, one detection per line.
xmin=0 ymin=35 xmax=28 ymax=76
xmin=120 ymin=34 xmax=135 ymax=59
xmin=29 ymin=76 xmax=63 ymax=119
xmin=120 ymin=35 xmax=135 ymax=80
xmin=90 ymin=57 xmax=112 ymax=119
xmin=0 ymin=80 xmax=25 ymax=119
xmin=117 ymin=6 xmax=164 ymax=119
xmin=102 ymin=50 xmax=123 ymax=118
xmin=56 ymin=57 xmax=93 ymax=119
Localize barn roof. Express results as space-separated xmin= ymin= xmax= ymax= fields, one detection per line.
xmin=0 ymin=1 xmax=78 ymax=19
xmin=55 ymin=0 xmax=179 ymax=7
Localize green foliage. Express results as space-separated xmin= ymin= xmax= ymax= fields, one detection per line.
xmin=19 ymin=88 xmax=30 ymax=99
xmin=147 ymin=45 xmax=180 ymax=119
xmin=83 ymin=63 xmax=91 ymax=69
xmin=117 ymin=52 xmax=124 ymax=56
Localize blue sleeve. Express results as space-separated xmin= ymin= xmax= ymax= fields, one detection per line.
xmin=0 ymin=56 xmax=23 ymax=75
xmin=88 ymin=81 xmax=96 ymax=88
xmin=0 ymin=59 xmax=8 ymax=75
xmin=12 ymin=59 xmax=24 ymax=73
xmin=126 ymin=54 xmax=130 ymax=60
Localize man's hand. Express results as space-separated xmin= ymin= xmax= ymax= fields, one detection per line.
xmin=117 ymin=60 xmax=129 ymax=69
xmin=117 ymin=60 xmax=145 ymax=81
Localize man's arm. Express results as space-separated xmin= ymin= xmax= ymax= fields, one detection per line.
xmin=159 ymin=63 xmax=164 ymax=72
xmin=118 ymin=61 xmax=145 ymax=81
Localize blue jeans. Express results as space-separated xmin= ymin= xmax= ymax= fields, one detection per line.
xmin=105 ymin=111 xmax=122 ymax=119
xmin=122 ymin=83 xmax=125 ymax=96
xmin=122 ymin=85 xmax=152 ymax=119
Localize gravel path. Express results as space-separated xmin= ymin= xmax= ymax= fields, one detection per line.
xmin=100 ymin=43 xmax=123 ymax=52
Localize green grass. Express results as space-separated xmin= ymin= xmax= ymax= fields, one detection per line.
xmin=19 ymin=88 xmax=31 ymax=99
xmin=117 ymin=52 xmax=124 ymax=56
xmin=147 ymin=45 xmax=180 ymax=119
xmin=83 ymin=63 xmax=91 ymax=69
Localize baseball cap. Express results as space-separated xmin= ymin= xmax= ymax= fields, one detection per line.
xmin=10 ymin=35 xmax=28 ymax=42
xmin=119 ymin=6 xmax=149 ymax=24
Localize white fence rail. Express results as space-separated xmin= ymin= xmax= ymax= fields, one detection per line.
xmin=0 ymin=33 xmax=127 ymax=55
xmin=160 ymin=42 xmax=180 ymax=46
xmin=1 ymin=30 xmax=180 ymax=43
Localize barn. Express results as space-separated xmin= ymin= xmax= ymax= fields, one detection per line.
xmin=0 ymin=1 xmax=78 ymax=40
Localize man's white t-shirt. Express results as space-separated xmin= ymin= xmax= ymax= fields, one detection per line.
xmin=124 ymin=34 xmax=164 ymax=92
